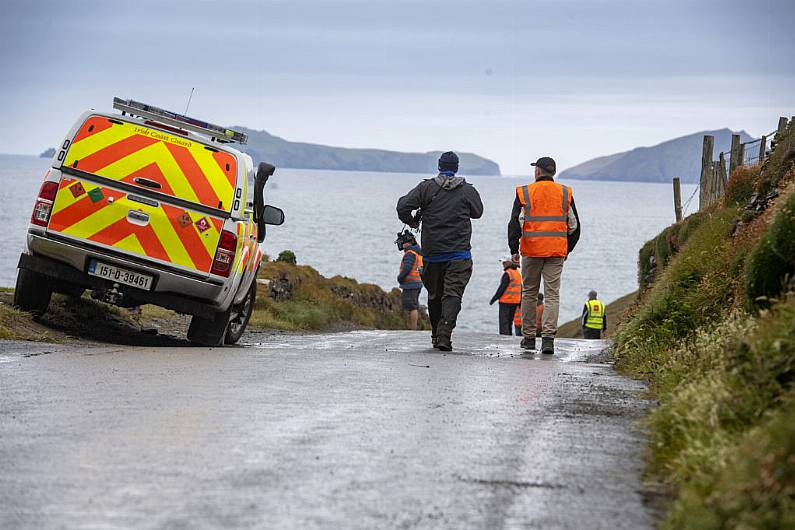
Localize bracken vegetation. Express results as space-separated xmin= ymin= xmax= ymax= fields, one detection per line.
xmin=613 ymin=122 xmax=795 ymax=528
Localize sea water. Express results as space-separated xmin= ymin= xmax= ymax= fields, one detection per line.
xmin=0 ymin=155 xmax=695 ymax=333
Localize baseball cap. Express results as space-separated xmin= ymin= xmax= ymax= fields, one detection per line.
xmin=531 ymin=156 xmax=556 ymax=175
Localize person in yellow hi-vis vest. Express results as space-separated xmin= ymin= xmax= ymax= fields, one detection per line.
xmin=581 ymin=290 xmax=607 ymax=339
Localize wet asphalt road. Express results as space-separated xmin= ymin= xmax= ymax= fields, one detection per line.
xmin=0 ymin=332 xmax=654 ymax=529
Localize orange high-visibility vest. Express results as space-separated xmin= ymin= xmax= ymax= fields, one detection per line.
xmin=499 ymin=267 xmax=522 ymax=304
xmin=404 ymin=249 xmax=423 ymax=284
xmin=513 ymin=304 xmax=522 ymax=327
xmin=516 ymin=181 xmax=572 ymax=257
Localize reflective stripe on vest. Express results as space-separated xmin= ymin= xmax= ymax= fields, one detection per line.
xmin=585 ymin=299 xmax=604 ymax=329
xmin=516 ymin=181 xmax=572 ymax=258
xmin=404 ymin=249 xmax=423 ymax=284
xmin=513 ymin=304 xmax=522 ymax=326
xmin=499 ymin=267 xmax=522 ymax=304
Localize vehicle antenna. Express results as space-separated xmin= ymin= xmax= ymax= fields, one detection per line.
xmin=184 ymin=87 xmax=195 ymax=115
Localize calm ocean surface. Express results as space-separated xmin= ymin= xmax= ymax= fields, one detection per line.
xmin=1 ymin=154 xmax=695 ymax=333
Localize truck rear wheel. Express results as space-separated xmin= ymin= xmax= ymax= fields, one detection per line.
xmin=187 ymin=311 xmax=229 ymax=346
xmin=225 ymin=280 xmax=256 ymax=345
xmin=14 ymin=268 xmax=53 ymax=317
xmin=186 ymin=280 xmax=257 ymax=346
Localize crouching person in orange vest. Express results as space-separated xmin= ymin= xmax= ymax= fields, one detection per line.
xmin=514 ymin=292 xmax=544 ymax=337
xmin=396 ymin=231 xmax=423 ymax=330
xmin=508 ymin=156 xmax=581 ymax=354
xmin=489 ymin=257 xmax=522 ymax=335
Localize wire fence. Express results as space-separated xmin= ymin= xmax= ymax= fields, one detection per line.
xmin=681 ymin=182 xmax=700 ymax=216
xmin=695 ymin=117 xmax=791 ymax=212
xmin=740 ymin=137 xmax=764 ymax=166
xmin=716 ymin=126 xmax=782 ymax=171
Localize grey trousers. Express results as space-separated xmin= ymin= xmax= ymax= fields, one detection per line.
xmin=520 ymin=256 xmax=565 ymax=338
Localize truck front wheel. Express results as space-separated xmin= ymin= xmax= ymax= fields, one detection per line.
xmin=13 ymin=268 xmax=53 ymax=317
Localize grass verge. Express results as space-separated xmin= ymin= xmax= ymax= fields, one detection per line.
xmin=612 ymin=122 xmax=795 ymax=527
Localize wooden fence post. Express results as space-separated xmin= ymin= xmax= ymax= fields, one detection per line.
xmin=729 ymin=134 xmax=742 ymax=177
xmin=758 ymin=135 xmax=767 ymax=163
xmin=700 ymin=135 xmax=714 ymax=211
xmin=778 ymin=117 xmax=788 ymax=133
xmin=713 ymin=161 xmax=723 ymax=203
xmin=718 ymin=152 xmax=728 ymax=188
xmin=673 ymin=177 xmax=682 ymax=222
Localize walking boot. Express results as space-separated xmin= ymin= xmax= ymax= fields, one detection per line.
xmin=436 ymin=334 xmax=452 ymax=352
xmin=541 ymin=336 xmax=555 ymax=354
xmin=432 ymin=335 xmax=439 ymax=349
xmin=520 ymin=336 xmax=536 ymax=350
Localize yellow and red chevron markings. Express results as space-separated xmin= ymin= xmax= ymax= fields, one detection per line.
xmin=65 ymin=115 xmax=237 ymax=211
xmin=49 ymin=176 xmax=225 ymax=273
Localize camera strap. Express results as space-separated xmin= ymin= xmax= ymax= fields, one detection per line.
xmin=424 ymin=182 xmax=445 ymax=210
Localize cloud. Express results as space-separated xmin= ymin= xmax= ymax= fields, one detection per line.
xmin=0 ymin=0 xmax=793 ymax=173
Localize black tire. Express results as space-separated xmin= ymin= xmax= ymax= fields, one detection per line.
xmin=13 ymin=268 xmax=53 ymax=317
xmin=225 ymin=280 xmax=256 ymax=345
xmin=187 ymin=310 xmax=229 ymax=347
xmin=187 ymin=280 xmax=257 ymax=346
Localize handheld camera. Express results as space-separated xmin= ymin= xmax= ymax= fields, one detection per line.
xmin=394 ymin=230 xmax=417 ymax=251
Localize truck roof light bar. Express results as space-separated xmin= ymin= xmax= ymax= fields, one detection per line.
xmin=112 ymin=97 xmax=247 ymax=145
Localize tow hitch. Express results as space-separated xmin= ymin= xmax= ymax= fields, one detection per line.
xmin=91 ymin=283 xmax=124 ymax=305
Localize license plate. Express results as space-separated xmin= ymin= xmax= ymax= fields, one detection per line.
xmin=88 ymin=260 xmax=153 ymax=290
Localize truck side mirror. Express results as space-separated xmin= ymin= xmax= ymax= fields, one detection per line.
xmin=254 ymin=162 xmax=276 ymax=242
xmin=262 ymin=205 xmax=285 ymax=226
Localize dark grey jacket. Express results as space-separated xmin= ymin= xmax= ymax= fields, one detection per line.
xmin=396 ymin=176 xmax=483 ymax=257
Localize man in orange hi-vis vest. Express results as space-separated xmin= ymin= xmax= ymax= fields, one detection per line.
xmin=397 ymin=231 xmax=423 ymax=330
xmin=489 ymin=257 xmax=522 ymax=335
xmin=508 ymin=156 xmax=581 ymax=354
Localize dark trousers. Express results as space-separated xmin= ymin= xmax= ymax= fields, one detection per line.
xmin=583 ymin=327 xmax=602 ymax=339
xmin=499 ymin=303 xmax=518 ymax=335
xmin=421 ymin=259 xmax=473 ymax=339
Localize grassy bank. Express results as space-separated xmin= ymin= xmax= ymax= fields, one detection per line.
xmin=612 ymin=122 xmax=795 ymax=528
xmin=250 ymin=253 xmax=425 ymax=332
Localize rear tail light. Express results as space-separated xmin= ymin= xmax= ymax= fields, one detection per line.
xmin=211 ymin=229 xmax=238 ymax=277
xmin=30 ymin=181 xmax=59 ymax=227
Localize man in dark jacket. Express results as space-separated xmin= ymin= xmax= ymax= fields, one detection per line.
xmin=396 ymin=151 xmax=484 ymax=351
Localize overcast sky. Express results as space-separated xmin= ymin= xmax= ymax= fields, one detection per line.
xmin=1 ymin=0 xmax=793 ymax=174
